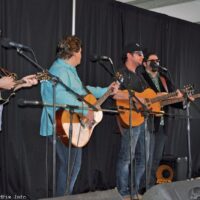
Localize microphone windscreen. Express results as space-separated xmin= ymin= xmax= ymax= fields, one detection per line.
xmin=89 ymin=55 xmax=99 ymax=62
xmin=1 ymin=38 xmax=11 ymax=48
xmin=17 ymin=98 xmax=25 ymax=106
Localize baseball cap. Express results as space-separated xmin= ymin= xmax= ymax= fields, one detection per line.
xmin=122 ymin=43 xmax=144 ymax=62
xmin=123 ymin=43 xmax=143 ymax=55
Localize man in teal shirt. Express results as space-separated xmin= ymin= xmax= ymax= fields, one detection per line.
xmin=40 ymin=35 xmax=118 ymax=196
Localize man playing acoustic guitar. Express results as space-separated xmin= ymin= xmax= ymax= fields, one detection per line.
xmin=113 ymin=43 xmax=150 ymax=200
xmin=40 ymin=35 xmax=118 ymax=197
xmin=140 ymin=53 xmax=186 ymax=189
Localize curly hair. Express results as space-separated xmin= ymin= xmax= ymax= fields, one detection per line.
xmin=56 ymin=35 xmax=82 ymax=59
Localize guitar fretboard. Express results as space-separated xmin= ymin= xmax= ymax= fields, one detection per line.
xmin=150 ymin=91 xmax=178 ymax=104
xmin=161 ymin=93 xmax=200 ymax=106
xmin=95 ymin=88 xmax=112 ymax=107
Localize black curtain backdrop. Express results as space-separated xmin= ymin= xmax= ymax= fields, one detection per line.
xmin=1 ymin=0 xmax=200 ymax=199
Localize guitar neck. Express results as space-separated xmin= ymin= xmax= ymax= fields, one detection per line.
xmin=14 ymin=79 xmax=26 ymax=86
xmin=161 ymin=93 xmax=200 ymax=107
xmin=13 ymin=79 xmax=27 ymax=88
xmin=95 ymin=88 xmax=112 ymax=107
xmin=150 ymin=91 xmax=178 ymax=104
xmin=13 ymin=72 xmax=50 ymax=88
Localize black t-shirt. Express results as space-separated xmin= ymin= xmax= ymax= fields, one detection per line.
xmin=118 ymin=66 xmax=148 ymax=92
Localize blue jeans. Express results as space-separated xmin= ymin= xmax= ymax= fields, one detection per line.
xmin=116 ymin=123 xmax=150 ymax=197
xmin=148 ymin=126 xmax=166 ymax=187
xmin=50 ymin=137 xmax=82 ymax=196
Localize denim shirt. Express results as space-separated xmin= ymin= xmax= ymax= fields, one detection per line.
xmin=40 ymin=58 xmax=107 ymax=136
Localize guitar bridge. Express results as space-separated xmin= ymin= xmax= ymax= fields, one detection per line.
xmin=80 ymin=118 xmax=96 ymax=129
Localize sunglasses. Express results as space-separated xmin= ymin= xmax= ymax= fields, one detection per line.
xmin=147 ymin=59 xmax=160 ymax=63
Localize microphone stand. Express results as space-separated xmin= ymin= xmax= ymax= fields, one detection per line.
xmin=66 ymin=107 xmax=74 ymax=195
xmin=128 ymin=89 xmax=136 ymax=200
xmin=186 ymin=100 xmax=192 ymax=179
xmin=160 ymin=69 xmax=200 ymax=180
xmin=119 ymin=88 xmax=150 ymax=200
xmin=184 ymin=93 xmax=200 ymax=179
xmin=183 ymin=92 xmax=200 ymax=179
xmin=16 ymin=48 xmax=99 ymax=197
xmin=130 ymin=91 xmax=150 ymax=199
xmin=185 ymin=98 xmax=200 ymax=179
xmin=16 ymin=48 xmax=58 ymax=197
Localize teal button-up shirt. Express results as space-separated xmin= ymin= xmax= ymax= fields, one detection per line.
xmin=40 ymin=58 xmax=107 ymax=136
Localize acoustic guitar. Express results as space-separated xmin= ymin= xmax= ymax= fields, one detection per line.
xmin=56 ymin=73 xmax=123 ymax=147
xmin=116 ymin=88 xmax=180 ymax=127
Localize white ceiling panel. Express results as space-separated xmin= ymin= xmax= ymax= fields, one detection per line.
xmin=151 ymin=0 xmax=200 ymax=23
xmin=116 ymin=0 xmax=200 ymax=24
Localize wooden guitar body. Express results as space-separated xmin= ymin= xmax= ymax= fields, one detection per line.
xmin=56 ymin=94 xmax=104 ymax=147
xmin=116 ymin=88 xmax=161 ymax=127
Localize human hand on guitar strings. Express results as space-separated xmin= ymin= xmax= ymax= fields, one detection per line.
xmin=14 ymin=74 xmax=38 ymax=91
xmin=0 ymin=76 xmax=16 ymax=90
xmin=85 ymin=110 xmax=95 ymax=128
xmin=112 ymin=90 xmax=145 ymax=105
xmin=109 ymin=81 xmax=120 ymax=95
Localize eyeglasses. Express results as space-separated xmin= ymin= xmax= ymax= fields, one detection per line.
xmin=147 ymin=59 xmax=160 ymax=63
xmin=133 ymin=51 xmax=144 ymax=57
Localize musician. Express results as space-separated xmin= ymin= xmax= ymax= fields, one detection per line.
xmin=113 ymin=43 xmax=149 ymax=200
xmin=40 ymin=35 xmax=118 ymax=196
xmin=141 ymin=52 xmax=183 ymax=188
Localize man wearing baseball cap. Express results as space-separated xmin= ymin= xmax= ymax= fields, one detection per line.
xmin=113 ymin=43 xmax=149 ymax=200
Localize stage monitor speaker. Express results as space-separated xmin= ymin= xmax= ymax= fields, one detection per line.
xmin=39 ymin=188 xmax=123 ymax=200
xmin=156 ymin=156 xmax=187 ymax=183
xmin=142 ymin=179 xmax=200 ymax=200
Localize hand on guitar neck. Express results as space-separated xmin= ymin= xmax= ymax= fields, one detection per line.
xmin=84 ymin=81 xmax=119 ymax=128
xmin=168 ymin=89 xmax=194 ymax=102
xmin=0 ymin=74 xmax=38 ymax=91
xmin=14 ymin=74 xmax=38 ymax=91
xmin=108 ymin=81 xmax=120 ymax=95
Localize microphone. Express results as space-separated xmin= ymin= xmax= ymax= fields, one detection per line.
xmin=90 ymin=55 xmax=110 ymax=62
xmin=18 ymin=99 xmax=42 ymax=106
xmin=17 ymin=99 xmax=78 ymax=109
xmin=150 ymin=61 xmax=168 ymax=72
xmin=158 ymin=65 xmax=168 ymax=72
xmin=1 ymin=38 xmax=30 ymax=50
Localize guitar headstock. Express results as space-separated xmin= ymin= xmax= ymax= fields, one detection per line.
xmin=182 ymin=84 xmax=195 ymax=96
xmin=115 ymin=72 xmax=124 ymax=84
xmin=36 ymin=71 xmax=51 ymax=81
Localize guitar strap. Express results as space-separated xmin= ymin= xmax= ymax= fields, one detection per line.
xmin=160 ymin=76 xmax=168 ymax=93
